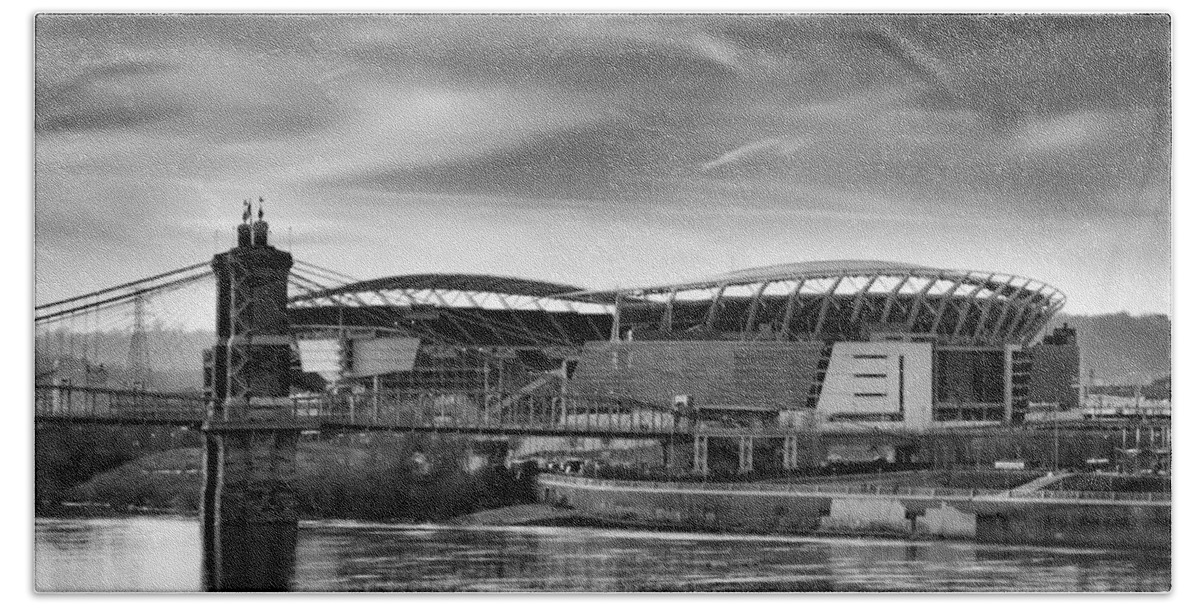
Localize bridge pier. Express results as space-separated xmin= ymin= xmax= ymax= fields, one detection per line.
xmin=200 ymin=212 xmax=299 ymax=591
xmin=201 ymin=421 xmax=303 ymax=591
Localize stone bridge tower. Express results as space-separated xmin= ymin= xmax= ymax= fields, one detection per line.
xmin=201 ymin=207 xmax=301 ymax=591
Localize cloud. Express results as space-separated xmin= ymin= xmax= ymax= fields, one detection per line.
xmin=700 ymin=137 xmax=790 ymax=172
xmin=35 ymin=60 xmax=189 ymax=133
xmin=319 ymin=120 xmax=688 ymax=202
xmin=32 ymin=14 xmax=1172 ymax=315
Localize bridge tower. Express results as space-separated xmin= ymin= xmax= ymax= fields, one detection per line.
xmin=201 ymin=206 xmax=301 ymax=591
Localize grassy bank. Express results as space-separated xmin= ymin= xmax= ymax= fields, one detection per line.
xmin=53 ymin=434 xmax=538 ymax=522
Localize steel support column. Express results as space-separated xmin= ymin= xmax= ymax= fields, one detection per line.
xmin=952 ymin=276 xmax=993 ymax=342
xmin=972 ymin=278 xmax=1008 ymax=343
xmin=704 ymin=284 xmax=729 ymax=332
xmin=849 ymin=275 xmax=881 ymax=323
xmin=988 ymin=278 xmax=1034 ymax=344
xmin=905 ymin=275 xmax=941 ymax=330
xmin=879 ymin=273 xmax=911 ymax=324
xmin=693 ymin=434 xmax=709 ymax=474
xmin=741 ymin=281 xmax=771 ymax=339
xmin=812 ymin=278 xmax=842 ymax=339
xmin=738 ymin=436 xmax=754 ymax=473
xmin=778 ymin=279 xmax=805 ymax=340
xmin=929 ymin=277 xmax=966 ymax=336
xmin=660 ymin=289 xmax=678 ymax=332
xmin=782 ymin=435 xmax=799 ymax=470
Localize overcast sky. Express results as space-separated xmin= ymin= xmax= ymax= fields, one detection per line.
xmin=34 ymin=14 xmax=1170 ymax=318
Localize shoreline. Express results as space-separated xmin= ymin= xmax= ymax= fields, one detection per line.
xmin=35 ymin=502 xmax=1171 ymax=556
xmin=536 ymin=473 xmax=1171 ymax=550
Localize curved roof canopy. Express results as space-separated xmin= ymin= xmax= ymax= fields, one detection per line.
xmin=573 ymin=260 xmax=1064 ymax=305
xmin=573 ymin=260 xmax=1065 ymax=345
xmin=292 ymin=273 xmax=592 ymax=303
xmin=287 ymin=261 xmax=1065 ymax=347
xmin=288 ymin=273 xmax=613 ymax=348
xmin=712 ymin=260 xmax=937 ymax=284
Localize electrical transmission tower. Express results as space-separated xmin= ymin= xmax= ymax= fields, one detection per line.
xmin=127 ymin=294 xmax=151 ymax=389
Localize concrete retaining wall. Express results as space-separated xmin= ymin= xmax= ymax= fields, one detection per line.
xmin=537 ymin=475 xmax=1169 ymax=549
xmin=975 ymin=503 xmax=1169 ymax=549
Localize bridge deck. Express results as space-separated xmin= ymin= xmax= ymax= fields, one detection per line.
xmin=34 ymin=384 xmax=1172 ymax=442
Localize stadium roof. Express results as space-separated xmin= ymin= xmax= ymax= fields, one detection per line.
xmin=572 ymin=260 xmax=1064 ymax=305
xmin=713 ymin=260 xmax=938 ymax=285
xmin=287 ymin=261 xmax=1065 ymax=347
xmin=291 ymin=273 xmax=592 ymax=303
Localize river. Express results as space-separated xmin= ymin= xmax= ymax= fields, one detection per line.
xmin=35 ymin=516 xmax=1169 ymax=592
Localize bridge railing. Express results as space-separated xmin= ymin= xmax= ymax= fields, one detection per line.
xmin=286 ymin=388 xmax=689 ymax=435
xmin=34 ymin=384 xmax=209 ymax=422
xmin=34 ymin=383 xmax=688 ymax=435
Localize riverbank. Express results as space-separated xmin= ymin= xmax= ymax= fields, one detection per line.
xmin=38 ymin=435 xmax=539 ymax=521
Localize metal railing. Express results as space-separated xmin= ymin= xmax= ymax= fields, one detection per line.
xmin=34 ymin=384 xmax=208 ymax=423
xmin=284 ymin=389 xmax=687 ymax=436
xmin=34 ymin=384 xmax=688 ymax=437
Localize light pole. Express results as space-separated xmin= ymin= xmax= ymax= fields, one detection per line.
xmin=1052 ymin=402 xmax=1059 ymax=473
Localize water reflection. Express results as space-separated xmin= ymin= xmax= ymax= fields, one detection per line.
xmin=291 ymin=523 xmax=1169 ymax=592
xmin=36 ymin=517 xmax=1169 ymax=592
xmin=36 ymin=518 xmax=202 ymax=592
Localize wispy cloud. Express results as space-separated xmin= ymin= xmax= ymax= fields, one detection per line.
xmin=34 ymin=14 xmax=1171 ymax=315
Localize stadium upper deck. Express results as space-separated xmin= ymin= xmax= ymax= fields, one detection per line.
xmin=287 ymin=261 xmax=1065 ymax=349
xmin=588 ymin=260 xmax=1065 ymax=346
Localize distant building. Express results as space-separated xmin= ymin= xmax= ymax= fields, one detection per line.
xmin=1026 ymin=324 xmax=1081 ymax=412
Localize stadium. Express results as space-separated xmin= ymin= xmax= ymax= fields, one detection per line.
xmin=283 ymin=260 xmax=1079 ymax=438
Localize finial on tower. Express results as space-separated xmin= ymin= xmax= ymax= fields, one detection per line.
xmin=250 ymin=196 xmax=270 ymax=246
xmin=242 ymin=200 xmax=252 ymax=223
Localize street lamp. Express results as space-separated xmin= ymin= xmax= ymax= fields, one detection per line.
xmin=1053 ymin=403 xmax=1059 ymax=473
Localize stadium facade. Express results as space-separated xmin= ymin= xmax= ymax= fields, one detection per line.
xmin=284 ymin=260 xmax=1080 ymax=436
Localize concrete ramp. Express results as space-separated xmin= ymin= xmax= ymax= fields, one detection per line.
xmin=1008 ymin=472 xmax=1076 ymax=495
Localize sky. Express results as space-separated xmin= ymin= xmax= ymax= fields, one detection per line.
xmin=33 ymin=13 xmax=1171 ymax=320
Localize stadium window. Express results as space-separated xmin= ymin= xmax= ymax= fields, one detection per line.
xmin=853 ymin=373 xmax=886 ymax=378
xmin=852 ymin=354 xmax=888 ymax=360
xmin=853 ymin=392 xmax=887 ymax=397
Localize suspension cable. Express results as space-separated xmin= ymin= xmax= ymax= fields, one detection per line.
xmin=289 ymin=269 xmax=454 ymax=348
xmin=35 ymin=271 xmax=212 ymax=324
xmin=35 ymin=262 xmax=211 ymax=310
xmin=294 ymin=259 xmax=361 ymax=283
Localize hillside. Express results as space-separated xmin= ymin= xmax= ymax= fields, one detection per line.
xmin=1055 ymin=313 xmax=1171 ymax=386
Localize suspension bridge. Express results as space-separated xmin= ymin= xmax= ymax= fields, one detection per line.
xmin=34 ymin=211 xmax=1172 ymax=590
xmin=34 ymin=255 xmax=690 ymax=439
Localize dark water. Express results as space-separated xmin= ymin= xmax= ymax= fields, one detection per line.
xmin=35 ymin=517 xmax=1170 ymax=592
